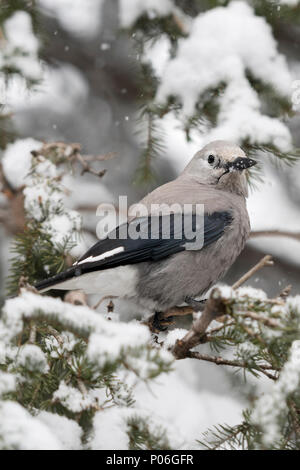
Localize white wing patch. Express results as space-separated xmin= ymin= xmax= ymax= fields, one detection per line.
xmin=76 ymin=246 xmax=125 ymax=266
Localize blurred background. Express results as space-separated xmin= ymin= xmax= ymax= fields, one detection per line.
xmin=1 ymin=0 xmax=300 ymax=444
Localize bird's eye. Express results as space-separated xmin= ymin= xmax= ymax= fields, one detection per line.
xmin=207 ymin=155 xmax=215 ymax=165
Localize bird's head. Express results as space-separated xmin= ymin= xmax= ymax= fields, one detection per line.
xmin=183 ymin=140 xmax=256 ymax=197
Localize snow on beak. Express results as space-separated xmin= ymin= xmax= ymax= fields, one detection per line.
xmin=226 ymin=157 xmax=257 ymax=172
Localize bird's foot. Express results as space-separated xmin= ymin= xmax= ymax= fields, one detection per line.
xmin=149 ymin=311 xmax=175 ymax=333
xmin=185 ymin=297 xmax=207 ymax=311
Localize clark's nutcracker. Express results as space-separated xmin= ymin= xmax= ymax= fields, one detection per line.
xmin=35 ymin=140 xmax=256 ymax=318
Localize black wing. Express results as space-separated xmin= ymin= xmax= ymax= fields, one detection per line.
xmin=35 ymin=211 xmax=232 ymax=291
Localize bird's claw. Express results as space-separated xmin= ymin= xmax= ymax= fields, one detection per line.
xmin=149 ymin=312 xmax=174 ymax=333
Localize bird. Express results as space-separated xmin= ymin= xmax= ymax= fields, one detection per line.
xmin=35 ymin=140 xmax=256 ymax=327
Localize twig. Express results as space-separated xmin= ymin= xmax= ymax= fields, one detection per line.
xmin=232 ymin=255 xmax=273 ymax=290
xmin=81 ymin=152 xmax=115 ymax=162
xmin=28 ymin=324 xmax=37 ymax=344
xmin=77 ymin=378 xmax=88 ymax=395
xmin=74 ymin=151 xmax=107 ymax=178
xmin=243 ymin=311 xmax=280 ymax=328
xmin=32 ymin=141 xmax=113 ymax=180
xmin=173 ymin=288 xmax=225 ymax=359
xmin=93 ymin=295 xmax=118 ymax=310
xmin=172 ymin=12 xmax=188 ymax=35
xmin=250 ymin=230 xmax=300 ymax=242
xmin=47 ymin=326 xmax=64 ymax=346
xmin=186 ymin=351 xmax=278 ymax=380
xmin=164 ymin=306 xmax=195 ymax=318
xmin=207 ymin=320 xmax=235 ymax=335
xmin=279 ymin=285 xmax=292 ymax=299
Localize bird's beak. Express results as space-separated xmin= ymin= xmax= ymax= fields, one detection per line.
xmin=225 ymin=157 xmax=257 ymax=172
xmin=217 ymin=157 xmax=257 ymax=183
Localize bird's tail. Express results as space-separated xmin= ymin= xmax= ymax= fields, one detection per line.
xmin=34 ymin=267 xmax=77 ymax=293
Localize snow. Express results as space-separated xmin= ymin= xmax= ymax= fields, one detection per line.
xmin=217 ymin=284 xmax=267 ymax=302
xmin=91 ymin=406 xmax=180 ymax=450
xmin=160 ymin=113 xmax=202 ymax=172
xmin=237 ymin=340 xmax=260 ymax=358
xmin=155 ymin=1 xmax=292 ymax=150
xmin=132 ymin=360 xmax=245 ymax=449
xmin=87 ymin=321 xmax=152 ymax=368
xmin=17 ymin=344 xmax=49 ymax=374
xmin=23 ymin=182 xmax=63 ymax=221
xmin=119 ymin=0 xmax=174 ymax=28
xmin=163 ymin=328 xmax=188 ymax=350
xmin=144 ymin=35 xmax=171 ymax=78
xmin=100 ymin=43 xmax=111 ymax=51
xmin=42 ymin=211 xmax=82 ymax=246
xmin=252 ymin=340 xmax=300 ymax=447
xmin=277 ymin=0 xmax=299 ymax=5
xmin=90 ymin=408 xmax=130 ymax=450
xmin=124 ymin=346 xmax=173 ymax=380
xmin=279 ymin=340 xmax=300 ymax=393
xmin=0 ymin=401 xmax=62 ymax=450
xmin=0 ymin=372 xmax=16 ymax=397
xmin=18 ymin=149 xmax=83 ymax=246
xmin=38 ymin=0 xmax=105 ymax=39
xmin=37 ymin=411 xmax=82 ymax=450
xmin=1 ymin=290 xmax=110 ymax=339
xmin=286 ymin=295 xmax=300 ymax=315
xmin=52 ymin=381 xmax=106 ymax=413
xmin=2 ymin=291 xmax=171 ymax=373
xmin=1 ymin=138 xmax=42 ymax=189
xmin=33 ymin=157 xmax=57 ymax=179
xmin=1 ymin=11 xmax=42 ymax=82
xmin=4 ymin=12 xmax=39 ymax=54
xmin=63 ymin=174 xmax=113 ymax=210
xmin=5 ymin=64 xmax=88 ymax=113
xmin=44 ymin=331 xmax=77 ymax=358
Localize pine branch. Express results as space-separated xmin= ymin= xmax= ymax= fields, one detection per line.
xmin=185 ymin=351 xmax=278 ymax=380
xmin=127 ymin=415 xmax=171 ymax=450
xmin=126 ymin=12 xmax=186 ymax=47
xmin=246 ymin=143 xmax=300 ymax=167
xmin=198 ymin=415 xmax=256 ymax=450
xmin=133 ymin=109 xmax=165 ymax=186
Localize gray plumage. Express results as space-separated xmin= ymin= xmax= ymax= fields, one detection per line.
xmin=35 ymin=140 xmax=256 ymax=313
